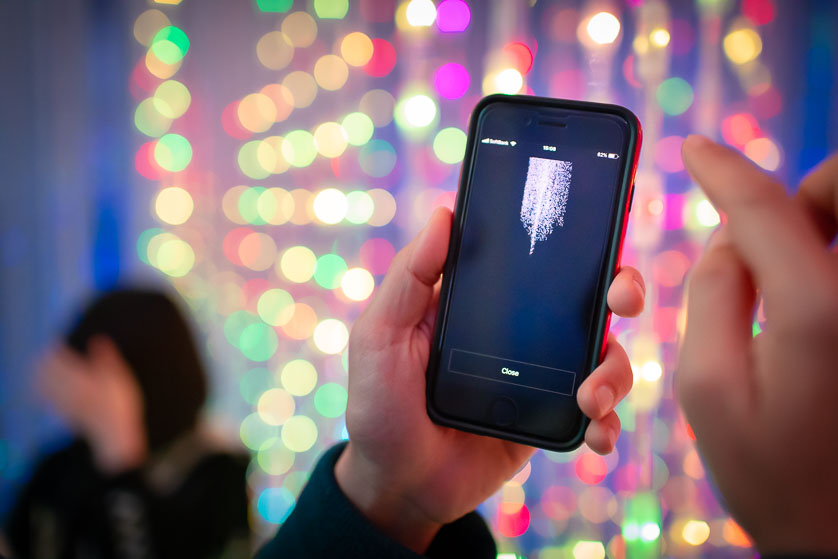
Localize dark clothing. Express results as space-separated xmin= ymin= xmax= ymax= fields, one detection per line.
xmin=256 ymin=442 xmax=496 ymax=559
xmin=5 ymin=434 xmax=249 ymax=559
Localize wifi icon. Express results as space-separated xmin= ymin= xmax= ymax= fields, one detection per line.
xmin=510 ymin=141 xmax=517 ymax=146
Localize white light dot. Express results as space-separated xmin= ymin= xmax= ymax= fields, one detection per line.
xmin=313 ymin=319 xmax=349 ymax=354
xmin=696 ymin=199 xmax=720 ymax=227
xmin=341 ymin=268 xmax=375 ymax=301
xmin=313 ymin=188 xmax=348 ymax=224
xmin=587 ymin=12 xmax=621 ymax=45
xmin=403 ymin=94 xmax=437 ymax=127
xmin=640 ymin=361 xmax=662 ymax=382
xmin=406 ymin=0 xmax=436 ymax=27
xmin=495 ymin=68 xmax=524 ymax=94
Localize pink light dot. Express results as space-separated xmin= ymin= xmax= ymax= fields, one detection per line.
xmin=433 ymin=63 xmax=470 ymax=100
xmin=436 ymin=0 xmax=470 ymax=33
xmin=359 ymin=238 xmax=395 ymax=275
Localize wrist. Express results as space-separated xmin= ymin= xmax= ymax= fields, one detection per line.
xmin=334 ymin=442 xmax=443 ymax=553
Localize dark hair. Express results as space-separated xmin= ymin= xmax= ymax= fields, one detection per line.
xmin=65 ymin=288 xmax=207 ymax=451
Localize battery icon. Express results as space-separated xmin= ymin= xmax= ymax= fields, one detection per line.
xmin=607 ymin=153 xmax=620 ymax=159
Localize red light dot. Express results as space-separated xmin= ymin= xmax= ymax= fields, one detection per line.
xmin=360 ymin=0 xmax=395 ymax=22
xmin=135 ymin=141 xmax=164 ymax=180
xmin=503 ymin=42 xmax=534 ymax=74
xmin=742 ymin=0 xmax=774 ymax=25
xmin=575 ymin=452 xmax=607 ymax=485
xmin=223 ymin=227 xmax=254 ymax=266
xmin=242 ymin=278 xmax=272 ymax=313
xmin=549 ymin=68 xmax=586 ymax=100
xmin=721 ymin=113 xmax=761 ymax=148
xmin=623 ymin=55 xmax=641 ymax=88
xmin=686 ymin=423 xmax=697 ymax=441
xmin=654 ymin=136 xmax=685 ymax=173
xmin=364 ymin=39 xmax=397 ymax=78
xmin=222 ymin=100 xmax=251 ymax=140
xmin=433 ymin=191 xmax=456 ymax=211
xmin=749 ymin=85 xmax=782 ymax=119
xmin=497 ymin=503 xmax=530 ymax=538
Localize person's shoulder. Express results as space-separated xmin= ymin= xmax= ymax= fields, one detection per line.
xmin=27 ymin=437 xmax=93 ymax=485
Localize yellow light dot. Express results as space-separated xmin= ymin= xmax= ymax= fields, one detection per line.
xmin=145 ymin=49 xmax=181 ymax=79
xmin=257 ymin=136 xmax=291 ymax=174
xmin=367 ymin=188 xmax=397 ymax=227
xmin=633 ymin=35 xmax=649 ymax=54
xmin=281 ymin=415 xmax=318 ymax=452
xmin=314 ymin=54 xmax=349 ymax=91
xmin=282 ymin=303 xmax=318 ymax=340
xmin=313 ymin=318 xmax=349 ymax=354
xmin=572 ymin=541 xmax=605 ymax=559
xmin=744 ymin=137 xmax=780 ymax=171
xmin=258 ymin=187 xmax=295 ymax=225
xmin=696 ymin=199 xmax=720 ymax=227
xmin=256 ymin=31 xmax=294 ymax=71
xmin=238 ymin=93 xmax=276 ymax=133
xmin=683 ymin=520 xmax=710 ymax=546
xmin=587 ymin=12 xmax=621 ymax=45
xmin=257 ymin=439 xmax=295 ymax=475
xmin=222 ymin=185 xmax=249 ymax=224
xmin=281 ymin=11 xmax=317 ymax=48
xmin=280 ymin=359 xmax=318 ymax=396
xmin=282 ymin=71 xmax=318 ymax=109
xmin=345 ymin=191 xmax=375 ymax=224
xmin=406 ymin=0 xmax=436 ymax=27
xmin=279 ymin=246 xmax=317 ymax=283
xmin=134 ymin=9 xmax=170 ymax=46
xmin=257 ymin=288 xmax=295 ymax=327
xmin=650 ymin=28 xmax=671 ymax=47
xmin=640 ymin=360 xmax=663 ymax=382
xmin=313 ymin=122 xmax=349 ymax=158
xmin=155 ymin=187 xmax=193 ymax=225
xmin=340 ymin=268 xmax=375 ymax=301
xmin=500 ymin=482 xmax=525 ymax=514
xmin=153 ymin=80 xmax=191 ymax=119
xmin=313 ymin=188 xmax=348 ymax=224
xmin=724 ymin=28 xmax=762 ymax=65
xmin=257 ymin=388 xmax=295 ymax=426
xmin=155 ymin=237 xmax=195 ymax=277
xmin=340 ymin=32 xmax=374 ymax=66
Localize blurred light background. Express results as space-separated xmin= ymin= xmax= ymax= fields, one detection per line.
xmin=1 ymin=0 xmax=837 ymax=557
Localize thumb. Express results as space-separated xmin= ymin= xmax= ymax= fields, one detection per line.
xmin=365 ymin=206 xmax=452 ymax=331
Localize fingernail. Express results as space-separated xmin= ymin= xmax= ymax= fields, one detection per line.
xmin=595 ymin=386 xmax=615 ymax=415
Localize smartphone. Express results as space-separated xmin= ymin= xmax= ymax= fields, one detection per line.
xmin=425 ymin=95 xmax=641 ymax=451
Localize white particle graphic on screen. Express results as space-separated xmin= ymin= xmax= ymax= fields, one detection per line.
xmin=520 ymin=157 xmax=572 ymax=254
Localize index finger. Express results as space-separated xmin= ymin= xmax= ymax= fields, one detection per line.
xmin=681 ymin=135 xmax=827 ymax=297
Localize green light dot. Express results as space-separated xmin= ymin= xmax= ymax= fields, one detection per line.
xmin=256 ymin=0 xmax=293 ymax=12
xmin=239 ymin=367 xmax=274 ymax=405
xmin=656 ymin=77 xmax=694 ymax=116
xmin=136 ymin=228 xmax=164 ymax=265
xmin=154 ymin=133 xmax=192 ymax=172
xmin=432 ymin=127 xmax=467 ymax=164
xmin=239 ymin=322 xmax=279 ymax=362
xmin=341 ymin=112 xmax=374 ymax=146
xmin=134 ymin=98 xmax=172 ymax=137
xmin=314 ymin=383 xmax=347 ymax=418
xmin=238 ymin=141 xmax=270 ymax=179
xmin=238 ymin=186 xmax=267 ymax=224
xmin=314 ymin=253 xmax=347 ymax=289
xmin=281 ymin=130 xmax=317 ymax=168
xmin=151 ymin=26 xmax=190 ymax=64
xmin=345 ymin=191 xmax=375 ymax=224
xmin=313 ymin=0 xmax=348 ymax=19
xmin=239 ymin=413 xmax=277 ymax=451
xmin=257 ymin=289 xmax=295 ymax=326
xmin=224 ymin=310 xmax=260 ymax=348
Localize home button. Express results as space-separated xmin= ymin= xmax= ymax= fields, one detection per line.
xmin=491 ymin=398 xmax=518 ymax=427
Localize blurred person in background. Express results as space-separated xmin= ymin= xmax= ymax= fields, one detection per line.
xmin=2 ymin=289 xmax=250 ymax=559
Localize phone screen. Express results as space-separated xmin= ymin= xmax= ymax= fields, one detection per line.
xmin=430 ymin=100 xmax=632 ymax=445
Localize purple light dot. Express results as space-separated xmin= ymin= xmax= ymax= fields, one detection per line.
xmin=433 ymin=63 xmax=470 ymax=100
xmin=436 ymin=0 xmax=470 ymax=33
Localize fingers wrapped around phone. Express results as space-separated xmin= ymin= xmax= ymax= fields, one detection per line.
xmin=577 ymin=334 xmax=632 ymax=453
xmin=607 ymin=265 xmax=645 ymax=318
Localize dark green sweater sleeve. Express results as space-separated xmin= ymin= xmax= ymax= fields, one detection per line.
xmin=255 ymin=442 xmax=496 ymax=559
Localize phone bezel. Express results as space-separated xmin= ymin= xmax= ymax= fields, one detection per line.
xmin=425 ymin=94 xmax=642 ymax=452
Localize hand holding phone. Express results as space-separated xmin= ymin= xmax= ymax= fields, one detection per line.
xmin=426 ymin=96 xmax=642 ymax=450
xmin=678 ymin=137 xmax=838 ymax=554
xmin=335 ymin=204 xmax=643 ymax=552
